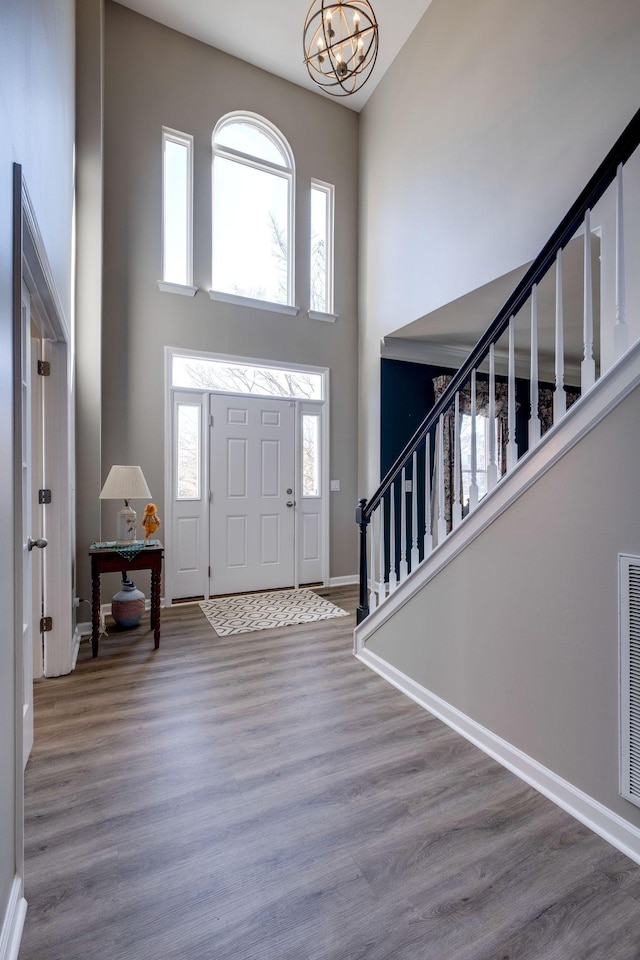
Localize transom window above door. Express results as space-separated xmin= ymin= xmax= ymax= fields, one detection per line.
xmin=172 ymin=353 xmax=323 ymax=400
xmin=212 ymin=113 xmax=295 ymax=307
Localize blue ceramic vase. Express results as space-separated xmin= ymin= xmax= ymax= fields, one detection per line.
xmin=111 ymin=577 xmax=145 ymax=629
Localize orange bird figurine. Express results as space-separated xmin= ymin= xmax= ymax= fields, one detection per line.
xmin=142 ymin=503 xmax=160 ymax=540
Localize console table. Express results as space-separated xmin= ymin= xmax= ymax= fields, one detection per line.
xmin=89 ymin=542 xmax=164 ymax=657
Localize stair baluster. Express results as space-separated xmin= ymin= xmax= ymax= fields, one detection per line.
xmin=554 ymin=249 xmax=566 ymax=424
xmin=452 ymin=393 xmax=462 ymax=529
xmin=399 ymin=467 xmax=408 ymax=581
xmin=582 ymin=209 xmax=596 ymax=392
xmin=411 ymin=450 xmax=420 ymax=569
xmin=507 ymin=316 xmax=518 ymax=472
xmin=614 ymin=163 xmax=628 ymax=360
xmin=529 ymin=284 xmax=541 ymax=448
xmin=469 ymin=369 xmax=479 ymax=512
xmin=424 ymin=440 xmax=433 ymax=555
xmin=389 ymin=482 xmax=398 ymax=592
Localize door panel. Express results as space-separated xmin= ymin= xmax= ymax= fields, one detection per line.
xmin=210 ymin=394 xmax=295 ymax=595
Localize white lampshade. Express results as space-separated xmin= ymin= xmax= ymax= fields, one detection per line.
xmin=99 ymin=465 xmax=151 ymax=501
xmin=100 ymin=465 xmax=152 ymax=543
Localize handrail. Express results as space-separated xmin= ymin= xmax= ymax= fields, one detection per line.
xmin=362 ymin=105 xmax=640 ymax=522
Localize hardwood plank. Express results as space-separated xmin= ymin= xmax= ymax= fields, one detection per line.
xmin=19 ymin=586 xmax=640 ymax=960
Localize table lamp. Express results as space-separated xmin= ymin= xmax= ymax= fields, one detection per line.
xmin=99 ymin=465 xmax=152 ymax=543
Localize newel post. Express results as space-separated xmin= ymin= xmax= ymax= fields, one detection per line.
xmin=356 ymin=498 xmax=370 ymax=624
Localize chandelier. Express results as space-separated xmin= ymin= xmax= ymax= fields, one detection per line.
xmin=303 ymin=0 xmax=379 ymax=98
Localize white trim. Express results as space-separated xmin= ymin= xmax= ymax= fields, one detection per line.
xmin=161 ymin=127 xmax=194 ymax=288
xmin=310 ymin=178 xmax=335 ymax=315
xmin=356 ymin=646 xmax=640 ymax=866
xmin=381 ymin=335 xmax=581 ymax=385
xmin=166 ymin=345 xmax=326 ymax=384
xmin=329 ymin=574 xmax=358 ymax=586
xmin=208 ymin=289 xmax=299 ymax=315
xmin=0 ymin=877 xmax=27 ymax=960
xmin=355 ymin=334 xmax=640 ymax=649
xmin=308 ymin=310 xmax=338 ymax=323
xmin=158 ymin=281 xmax=197 ymax=297
xmin=21 ymin=181 xmax=70 ymax=343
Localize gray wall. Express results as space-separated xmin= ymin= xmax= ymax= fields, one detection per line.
xmin=0 ymin=0 xmax=75 ymax=933
xmin=358 ymin=0 xmax=640 ymax=492
xmin=367 ymin=384 xmax=640 ymax=827
xmin=90 ymin=2 xmax=360 ymax=599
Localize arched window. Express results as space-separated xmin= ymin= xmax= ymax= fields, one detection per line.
xmin=212 ymin=113 xmax=295 ymax=307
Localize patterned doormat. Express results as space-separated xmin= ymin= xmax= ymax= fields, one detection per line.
xmin=199 ymin=588 xmax=348 ymax=637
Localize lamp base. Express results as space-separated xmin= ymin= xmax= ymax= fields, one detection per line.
xmin=117 ymin=502 xmax=137 ymax=542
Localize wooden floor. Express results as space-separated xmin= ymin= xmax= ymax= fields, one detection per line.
xmin=19 ymin=585 xmax=640 ymax=960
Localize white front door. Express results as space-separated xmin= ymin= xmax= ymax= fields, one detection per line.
xmin=209 ymin=393 xmax=296 ymax=595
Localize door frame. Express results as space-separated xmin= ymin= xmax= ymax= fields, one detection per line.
xmin=17 ymin=168 xmax=73 ymax=680
xmin=164 ymin=347 xmax=330 ymax=602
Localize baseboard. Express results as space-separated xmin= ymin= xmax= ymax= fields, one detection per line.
xmin=72 ymin=622 xmax=92 ymax=668
xmin=0 ymin=878 xmax=26 ymax=960
xmin=357 ymin=646 xmax=640 ymax=866
xmin=328 ymin=574 xmax=358 ymax=587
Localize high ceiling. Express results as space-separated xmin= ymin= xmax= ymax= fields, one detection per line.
xmin=113 ymin=0 xmax=433 ymax=111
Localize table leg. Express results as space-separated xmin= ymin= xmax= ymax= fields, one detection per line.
xmin=91 ymin=568 xmax=101 ymax=658
xmin=151 ymin=564 xmax=161 ymax=649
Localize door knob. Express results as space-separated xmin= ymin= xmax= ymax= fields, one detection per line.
xmin=28 ymin=536 xmax=48 ymax=551
xmin=286 ymin=501 xmax=295 ymax=507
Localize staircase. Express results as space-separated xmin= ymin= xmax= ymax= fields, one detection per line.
xmin=354 ymin=106 xmax=640 ymax=864
xmin=356 ymin=105 xmax=640 ymax=627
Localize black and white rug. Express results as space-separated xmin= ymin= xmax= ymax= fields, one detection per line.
xmin=199 ymin=588 xmax=348 ymax=636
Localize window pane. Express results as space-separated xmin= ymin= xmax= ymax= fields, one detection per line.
xmin=163 ymin=135 xmax=190 ymax=285
xmin=173 ymin=355 xmax=323 ymax=399
xmin=302 ymin=414 xmax=320 ymax=497
xmin=176 ymin=404 xmax=200 ymax=500
xmin=215 ymin=121 xmax=287 ymax=166
xmin=311 ymin=185 xmax=328 ymax=311
xmin=213 ymin=157 xmax=289 ymax=303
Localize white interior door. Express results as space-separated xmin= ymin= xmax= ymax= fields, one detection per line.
xmin=30 ymin=334 xmax=45 ymax=685
xmin=21 ymin=293 xmax=33 ymax=765
xmin=210 ymin=394 xmax=296 ymax=595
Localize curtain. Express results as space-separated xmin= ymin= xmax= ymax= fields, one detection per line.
xmin=430 ymin=375 xmax=579 ymax=542
xmin=431 ymin=375 xmax=511 ymax=541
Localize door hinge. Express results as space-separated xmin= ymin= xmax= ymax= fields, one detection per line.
xmin=209 ymin=414 xmax=214 ymax=427
xmin=40 ymin=616 xmax=53 ymax=633
xmin=209 ymin=490 xmax=212 ymax=502
xmin=37 ymin=359 xmax=51 ymax=376
xmin=38 ymin=488 xmax=52 ymax=504
xmin=208 ymin=566 xmax=211 ymax=578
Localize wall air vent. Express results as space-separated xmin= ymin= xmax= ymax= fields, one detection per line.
xmin=620 ymin=554 xmax=640 ymax=807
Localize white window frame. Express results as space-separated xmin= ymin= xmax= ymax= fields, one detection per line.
xmin=159 ymin=126 xmax=196 ymax=296
xmin=309 ymin=178 xmax=336 ymax=321
xmin=210 ymin=112 xmax=296 ymax=311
